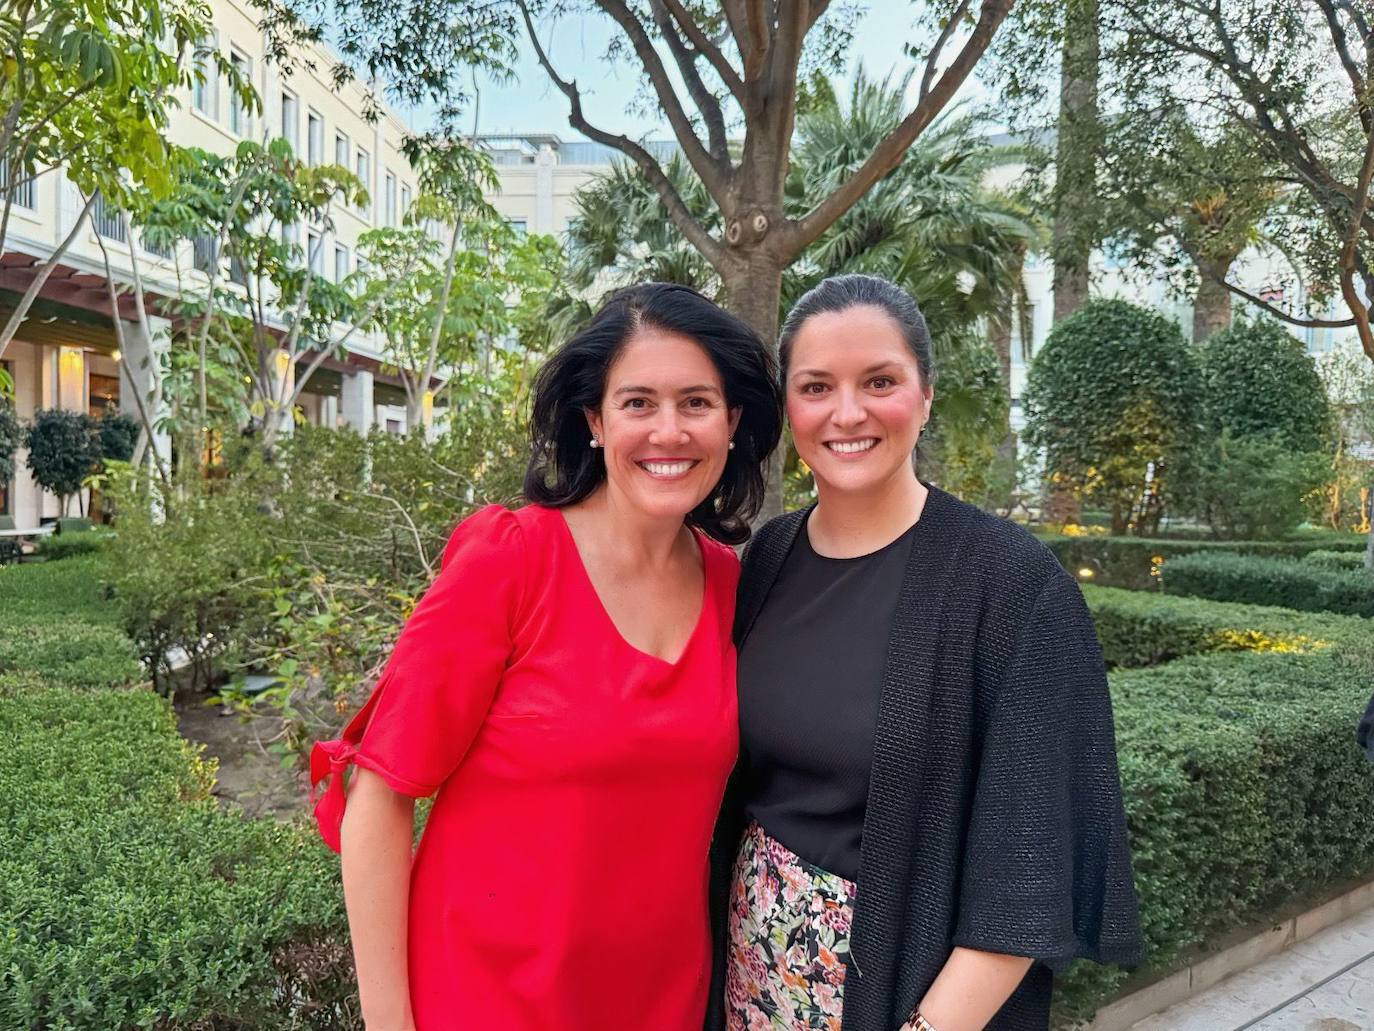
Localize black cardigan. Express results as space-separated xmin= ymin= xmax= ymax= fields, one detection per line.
xmin=706 ymin=487 xmax=1143 ymax=1031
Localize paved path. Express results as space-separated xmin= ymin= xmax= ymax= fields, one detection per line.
xmin=1130 ymin=906 xmax=1374 ymax=1030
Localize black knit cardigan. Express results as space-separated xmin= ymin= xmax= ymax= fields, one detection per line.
xmin=706 ymin=487 xmax=1143 ymax=1031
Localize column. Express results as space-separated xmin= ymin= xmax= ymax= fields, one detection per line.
xmin=535 ymin=144 xmax=556 ymax=234
xmin=340 ymin=368 xmax=374 ymax=432
xmin=320 ymin=394 xmax=340 ymax=429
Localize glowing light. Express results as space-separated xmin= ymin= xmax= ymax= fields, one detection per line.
xmin=1078 ymin=567 xmax=1095 ymax=579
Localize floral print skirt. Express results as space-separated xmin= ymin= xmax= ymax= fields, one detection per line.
xmin=725 ymin=820 xmax=857 ymax=1031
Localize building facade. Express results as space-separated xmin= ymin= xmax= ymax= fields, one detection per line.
xmin=1 ymin=0 xmax=427 ymax=527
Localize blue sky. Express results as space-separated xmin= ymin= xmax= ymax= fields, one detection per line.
xmin=395 ymin=5 xmax=993 ymax=138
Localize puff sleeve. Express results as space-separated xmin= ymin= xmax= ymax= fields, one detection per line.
xmin=952 ymin=570 xmax=1143 ymax=971
xmin=309 ymin=504 xmax=527 ymax=852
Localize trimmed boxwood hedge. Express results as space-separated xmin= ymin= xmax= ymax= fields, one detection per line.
xmin=1 ymin=552 xmax=360 ymax=1030
xmin=1039 ymin=532 xmax=1368 ymax=590
xmin=1051 ymin=588 xmax=1374 ymax=1021
xmin=1303 ymin=548 xmax=1370 ymax=571
xmin=0 ymin=557 xmax=140 ymax=694
xmin=1161 ymin=551 xmax=1374 ymax=617
xmin=0 ymin=688 xmax=358 ymax=1030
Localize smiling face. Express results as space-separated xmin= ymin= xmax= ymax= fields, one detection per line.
xmin=586 ymin=325 xmax=742 ymax=521
xmin=785 ymin=304 xmax=933 ymax=499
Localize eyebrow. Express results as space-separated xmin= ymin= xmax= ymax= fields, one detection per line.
xmin=613 ymin=383 xmax=723 ymax=396
xmin=792 ymin=362 xmax=903 ymax=378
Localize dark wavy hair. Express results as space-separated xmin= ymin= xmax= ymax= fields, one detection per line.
xmin=778 ymin=273 xmax=936 ymax=386
xmin=523 ymin=283 xmax=782 ymax=545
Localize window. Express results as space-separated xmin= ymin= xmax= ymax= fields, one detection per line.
xmin=307 ymin=111 xmax=322 ymax=166
xmin=384 ymin=172 xmax=396 ymax=226
xmin=280 ymin=91 xmax=298 ymax=155
xmin=307 ymin=230 xmax=323 ymax=274
xmin=335 ymin=132 xmax=350 ymax=169
xmin=92 ymin=192 xmax=126 ymax=241
xmin=193 ymin=236 xmax=217 ymax=275
xmin=400 ymin=183 xmax=412 ymax=219
xmin=228 ymin=50 xmax=251 ymax=136
xmin=355 ymin=148 xmax=370 ymax=214
xmin=506 ymin=218 xmax=527 ymax=239
xmin=192 ymin=32 xmax=218 ymax=118
xmin=0 ymin=157 xmax=34 ymax=210
xmin=334 ymin=243 xmax=349 ymax=283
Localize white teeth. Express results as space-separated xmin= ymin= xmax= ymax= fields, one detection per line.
xmin=826 ymin=439 xmax=877 ymax=454
xmin=641 ymin=461 xmax=695 ymax=476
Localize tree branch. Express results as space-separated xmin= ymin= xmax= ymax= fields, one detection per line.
xmin=1316 ymin=0 xmax=1371 ymax=135
xmin=921 ymin=0 xmax=973 ymax=103
xmin=783 ymin=0 xmax=1014 ymax=258
xmin=1215 ymin=276 xmax=1358 ymax=329
xmin=649 ymin=0 xmax=731 ymax=159
xmin=591 ymin=0 xmax=730 ymax=200
xmin=659 ymin=0 xmax=746 ymax=101
xmin=742 ymin=0 xmax=770 ymax=81
xmin=0 ymin=190 xmax=98 ymax=360
xmin=518 ymin=0 xmax=725 ymax=268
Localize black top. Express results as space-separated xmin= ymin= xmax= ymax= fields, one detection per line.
xmin=706 ymin=487 xmax=1143 ymax=1031
xmin=738 ymin=514 xmax=920 ymax=881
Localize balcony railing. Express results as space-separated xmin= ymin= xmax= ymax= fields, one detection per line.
xmin=0 ymin=158 xmax=35 ymax=210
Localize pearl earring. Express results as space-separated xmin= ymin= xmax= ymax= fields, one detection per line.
xmin=589 ymin=437 xmax=601 ymax=449
xmin=727 ymin=440 xmax=735 ymax=450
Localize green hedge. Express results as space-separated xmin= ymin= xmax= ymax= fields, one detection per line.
xmin=1053 ymin=589 xmax=1374 ymax=1020
xmin=0 ymin=557 xmax=140 ymax=693
xmin=1082 ymin=585 xmax=1372 ymax=668
xmin=0 ymin=688 xmax=358 ymax=1030
xmin=40 ymin=526 xmax=116 ymax=561
xmin=1160 ymin=551 xmax=1374 ymax=617
xmin=1039 ymin=532 xmax=1368 ymax=590
xmin=1303 ymin=549 xmax=1370 ymax=571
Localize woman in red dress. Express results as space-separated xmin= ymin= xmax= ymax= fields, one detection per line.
xmin=310 ymin=283 xmax=782 ymax=1031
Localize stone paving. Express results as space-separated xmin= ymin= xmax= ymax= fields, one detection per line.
xmin=1130 ymin=905 xmax=1374 ymax=1030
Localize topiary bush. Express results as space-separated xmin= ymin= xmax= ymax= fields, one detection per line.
xmin=1200 ymin=317 xmax=1335 ymax=451
xmin=24 ymin=409 xmax=101 ymax=517
xmin=1161 ymin=551 xmax=1374 ymax=616
xmin=0 ymin=394 xmax=20 ymax=483
xmin=1023 ymin=299 xmax=1204 ymax=534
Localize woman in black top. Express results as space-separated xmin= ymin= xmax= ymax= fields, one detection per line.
xmin=707 ymin=275 xmax=1141 ymax=1031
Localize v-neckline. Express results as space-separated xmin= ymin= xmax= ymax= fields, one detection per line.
xmin=554 ymin=508 xmax=712 ymax=668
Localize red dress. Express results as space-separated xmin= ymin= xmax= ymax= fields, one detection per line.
xmin=310 ymin=504 xmax=740 ymax=1030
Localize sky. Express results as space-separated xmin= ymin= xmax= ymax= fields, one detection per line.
xmin=393 ymin=5 xmax=996 ymax=140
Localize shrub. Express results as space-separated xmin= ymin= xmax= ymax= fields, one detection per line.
xmin=0 ymin=394 xmax=20 ymax=482
xmin=1053 ymin=591 xmax=1374 ymax=1019
xmin=1303 ymin=549 xmax=1369 ymax=571
xmin=1023 ymin=299 xmax=1203 ymax=534
xmin=1161 ymin=551 xmax=1374 ymax=617
xmin=1170 ymin=432 xmax=1329 ymax=540
xmin=1200 ymin=317 xmax=1335 ymax=451
xmin=0 ymin=687 xmax=358 ymax=1030
xmin=95 ymin=410 xmax=139 ymax=464
xmin=0 ymin=557 xmax=141 ymax=693
xmin=39 ymin=526 xmax=115 ymax=561
xmin=1038 ymin=532 xmax=1368 ymax=590
xmin=1081 ymin=585 xmax=1371 ymax=669
xmin=24 ymin=409 xmax=101 ymax=516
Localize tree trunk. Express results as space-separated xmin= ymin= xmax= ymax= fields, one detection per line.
xmin=1192 ymin=253 xmax=1237 ymax=342
xmin=1366 ymin=485 xmax=1374 ymax=570
xmin=720 ymin=255 xmax=784 ymax=521
xmin=1051 ymin=0 xmax=1100 ymax=324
